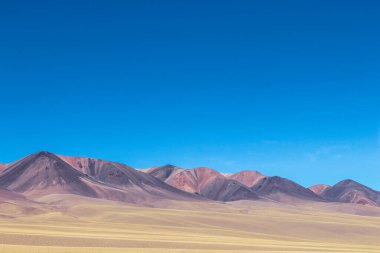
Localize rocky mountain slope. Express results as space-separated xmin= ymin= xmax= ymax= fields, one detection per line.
xmin=0 ymin=151 xmax=378 ymax=207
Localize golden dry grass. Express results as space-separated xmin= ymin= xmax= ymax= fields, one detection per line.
xmin=0 ymin=196 xmax=379 ymax=253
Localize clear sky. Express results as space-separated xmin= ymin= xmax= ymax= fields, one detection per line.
xmin=0 ymin=1 xmax=379 ymax=189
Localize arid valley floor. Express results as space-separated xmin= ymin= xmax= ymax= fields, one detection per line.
xmin=0 ymin=195 xmax=379 ymax=253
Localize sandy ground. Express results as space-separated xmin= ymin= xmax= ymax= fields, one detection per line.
xmin=0 ymin=195 xmax=379 ymax=253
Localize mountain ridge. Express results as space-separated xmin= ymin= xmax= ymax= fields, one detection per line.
xmin=321 ymin=179 xmax=380 ymax=206
xmin=0 ymin=152 xmax=202 ymax=203
xmin=146 ymin=166 xmax=259 ymax=201
xmin=0 ymin=151 xmax=378 ymax=207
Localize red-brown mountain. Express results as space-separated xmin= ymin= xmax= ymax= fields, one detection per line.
xmin=0 ymin=152 xmax=200 ymax=203
xmin=58 ymin=155 xmax=202 ymax=201
xmin=321 ymin=179 xmax=380 ymax=206
xmin=226 ymin=170 xmax=265 ymax=187
xmin=147 ymin=166 xmax=258 ymax=201
xmin=0 ymin=152 xmax=98 ymax=197
xmin=147 ymin=167 xmax=336 ymax=203
xmin=0 ymin=152 xmax=379 ymax=207
xmin=59 ymin=156 xmax=196 ymax=200
xmin=143 ymin=164 xmax=184 ymax=182
xmin=309 ymin=184 xmax=331 ymax=195
xmin=251 ymin=176 xmax=323 ymax=202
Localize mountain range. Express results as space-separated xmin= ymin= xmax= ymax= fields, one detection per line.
xmin=0 ymin=151 xmax=379 ymax=207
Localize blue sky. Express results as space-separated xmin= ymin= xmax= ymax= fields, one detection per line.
xmin=0 ymin=1 xmax=379 ymax=189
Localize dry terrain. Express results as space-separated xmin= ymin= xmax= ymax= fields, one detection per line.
xmin=0 ymin=195 xmax=379 ymax=253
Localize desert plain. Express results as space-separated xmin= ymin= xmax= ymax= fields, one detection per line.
xmin=0 ymin=194 xmax=379 ymax=253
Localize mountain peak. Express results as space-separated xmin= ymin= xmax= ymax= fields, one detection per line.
xmin=309 ymin=184 xmax=331 ymax=195
xmin=252 ymin=176 xmax=322 ymax=201
xmin=0 ymin=151 xmax=98 ymax=198
xmin=226 ymin=170 xmax=265 ymax=187
xmin=335 ymin=179 xmax=363 ymax=187
xmin=322 ymin=179 xmax=380 ymax=206
xmin=32 ymin=151 xmax=57 ymax=159
xmin=145 ymin=164 xmax=184 ymax=182
xmin=162 ymin=164 xmax=177 ymax=168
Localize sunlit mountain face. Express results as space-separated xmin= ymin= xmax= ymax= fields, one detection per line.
xmin=1 ymin=151 xmax=378 ymax=207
